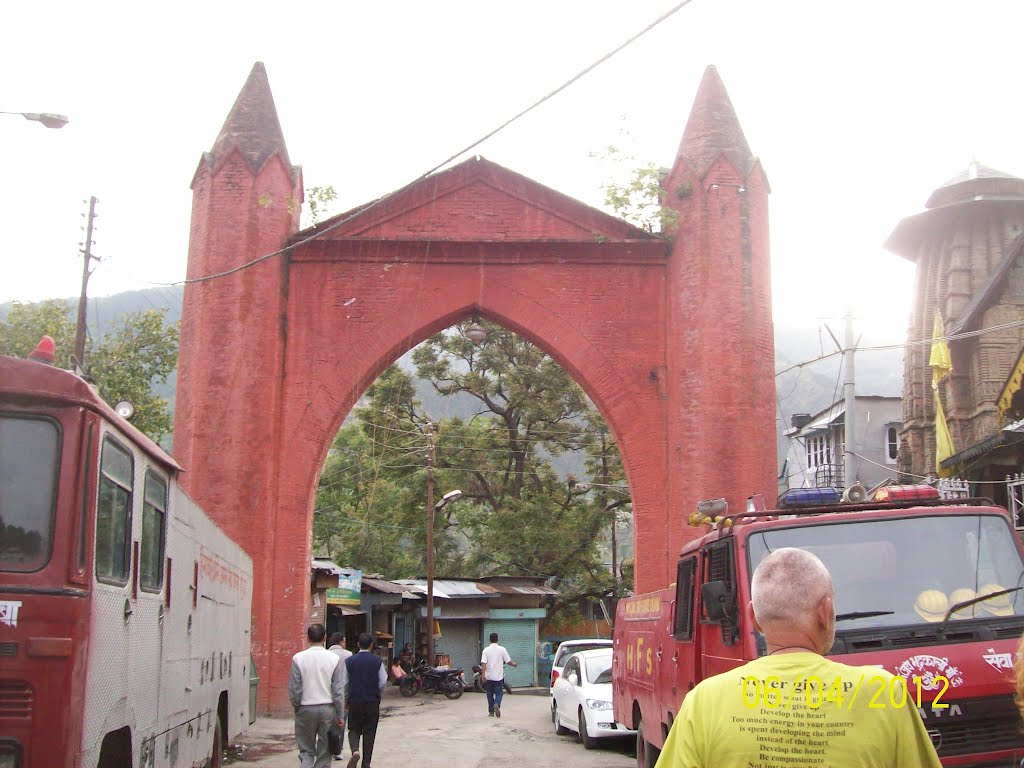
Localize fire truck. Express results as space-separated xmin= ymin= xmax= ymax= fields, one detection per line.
xmin=0 ymin=342 xmax=253 ymax=768
xmin=613 ymin=487 xmax=1024 ymax=767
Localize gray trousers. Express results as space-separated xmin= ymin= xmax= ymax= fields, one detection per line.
xmin=294 ymin=703 xmax=336 ymax=768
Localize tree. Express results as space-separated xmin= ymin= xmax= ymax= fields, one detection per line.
xmin=314 ymin=319 xmax=633 ymax=619
xmin=0 ymin=300 xmax=179 ymax=441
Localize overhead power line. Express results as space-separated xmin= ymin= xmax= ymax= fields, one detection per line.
xmin=155 ymin=0 xmax=697 ymax=287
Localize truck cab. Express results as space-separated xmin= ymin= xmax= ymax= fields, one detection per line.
xmin=613 ymin=491 xmax=1024 ymax=767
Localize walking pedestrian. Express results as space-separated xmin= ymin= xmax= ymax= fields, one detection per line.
xmin=656 ymin=548 xmax=942 ymax=767
xmin=288 ymin=624 xmax=347 ymax=768
xmin=327 ymin=633 xmax=353 ymax=761
xmin=345 ymin=632 xmax=387 ymax=768
xmin=480 ymin=632 xmax=518 ymax=718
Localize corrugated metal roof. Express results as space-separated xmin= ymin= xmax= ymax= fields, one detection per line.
xmin=485 ymin=583 xmax=560 ymax=596
xmin=393 ymin=579 xmax=499 ymax=598
xmin=311 ymin=558 xmax=350 ymax=576
xmin=361 ymin=577 xmax=408 ymax=594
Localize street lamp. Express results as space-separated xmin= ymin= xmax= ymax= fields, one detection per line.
xmin=427 ymin=488 xmax=462 ymax=666
xmin=0 ymin=111 xmax=69 ymax=129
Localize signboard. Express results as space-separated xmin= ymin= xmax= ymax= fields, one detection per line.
xmin=326 ymin=569 xmax=362 ymax=606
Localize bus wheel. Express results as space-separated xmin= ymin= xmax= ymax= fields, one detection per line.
xmin=636 ymin=720 xmax=659 ymax=768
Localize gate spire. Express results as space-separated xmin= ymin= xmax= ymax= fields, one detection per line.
xmin=207 ymin=61 xmax=295 ymax=175
xmin=671 ymin=64 xmax=754 ymax=180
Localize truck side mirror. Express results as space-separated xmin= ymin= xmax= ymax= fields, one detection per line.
xmin=701 ymin=580 xmax=736 ymax=624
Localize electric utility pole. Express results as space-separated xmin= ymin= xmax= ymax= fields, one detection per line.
xmin=843 ymin=307 xmax=858 ymax=487
xmin=425 ymin=423 xmax=436 ymax=667
xmin=73 ymin=196 xmax=99 ymax=368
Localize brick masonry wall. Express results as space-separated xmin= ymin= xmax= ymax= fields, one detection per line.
xmin=175 ymin=142 xmax=776 ymax=713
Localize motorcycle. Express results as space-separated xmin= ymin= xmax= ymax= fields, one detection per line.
xmin=399 ymin=659 xmax=465 ymax=699
xmin=470 ymin=664 xmax=513 ymax=694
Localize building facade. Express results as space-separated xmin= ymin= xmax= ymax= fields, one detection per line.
xmin=887 ymin=162 xmax=1024 ymax=503
xmin=782 ymin=396 xmax=902 ymax=493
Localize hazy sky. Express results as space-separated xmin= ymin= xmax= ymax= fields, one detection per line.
xmin=3 ymin=0 xmax=1022 ymax=352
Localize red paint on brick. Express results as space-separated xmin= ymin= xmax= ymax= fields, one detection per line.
xmin=173 ymin=64 xmax=776 ymax=715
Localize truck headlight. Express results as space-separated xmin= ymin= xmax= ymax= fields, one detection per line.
xmin=586 ymin=699 xmax=613 ymax=711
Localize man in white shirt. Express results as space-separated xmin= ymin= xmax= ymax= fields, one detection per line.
xmin=480 ymin=632 xmax=518 ymax=718
xmin=289 ymin=624 xmax=347 ymax=768
xmin=327 ymin=634 xmax=353 ymax=762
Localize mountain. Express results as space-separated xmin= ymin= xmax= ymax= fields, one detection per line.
xmin=2 ymin=286 xmax=904 ymax=466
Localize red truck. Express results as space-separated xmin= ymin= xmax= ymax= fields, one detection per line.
xmin=613 ymin=487 xmax=1024 ymax=767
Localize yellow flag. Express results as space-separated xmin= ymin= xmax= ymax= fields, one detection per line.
xmin=934 ymin=389 xmax=955 ymax=474
xmin=929 ymin=312 xmax=952 ymax=384
xmin=930 ymin=311 xmax=955 ymax=475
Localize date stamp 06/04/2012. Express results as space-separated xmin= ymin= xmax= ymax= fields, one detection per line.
xmin=741 ymin=675 xmax=953 ymax=712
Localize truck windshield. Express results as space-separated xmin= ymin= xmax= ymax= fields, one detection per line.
xmin=747 ymin=514 xmax=1024 ymax=628
xmin=0 ymin=415 xmax=61 ymax=572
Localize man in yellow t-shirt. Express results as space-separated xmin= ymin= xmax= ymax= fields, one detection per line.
xmin=656 ymin=548 xmax=941 ymax=768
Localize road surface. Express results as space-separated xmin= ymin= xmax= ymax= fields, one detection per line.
xmin=226 ymin=687 xmax=635 ymax=768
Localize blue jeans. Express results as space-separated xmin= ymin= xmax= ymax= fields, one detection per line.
xmin=486 ymin=679 xmax=505 ymax=713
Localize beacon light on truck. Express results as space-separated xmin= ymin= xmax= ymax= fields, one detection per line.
xmin=777 ymin=487 xmax=842 ymax=508
xmin=873 ymin=484 xmax=940 ymax=502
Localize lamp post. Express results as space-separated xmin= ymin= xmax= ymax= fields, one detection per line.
xmin=427 ymin=481 xmax=462 ymax=667
xmin=0 ymin=111 xmax=69 ymax=129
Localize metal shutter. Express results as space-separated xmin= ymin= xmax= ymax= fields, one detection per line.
xmin=482 ymin=619 xmax=536 ymax=687
xmin=434 ymin=620 xmax=480 ymax=676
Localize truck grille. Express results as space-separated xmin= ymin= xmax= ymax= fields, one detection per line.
xmin=0 ymin=680 xmax=33 ymax=718
xmin=926 ymin=696 xmax=1023 ymax=758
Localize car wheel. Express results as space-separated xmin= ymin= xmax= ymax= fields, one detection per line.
xmin=579 ymin=707 xmax=596 ymax=750
xmin=553 ymin=702 xmax=570 ymax=735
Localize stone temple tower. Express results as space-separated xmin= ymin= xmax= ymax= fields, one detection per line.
xmin=887 ymin=162 xmax=1024 ymax=481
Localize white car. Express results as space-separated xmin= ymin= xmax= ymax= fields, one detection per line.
xmin=550 ymin=638 xmax=612 ymax=689
xmin=551 ymin=648 xmax=635 ymax=748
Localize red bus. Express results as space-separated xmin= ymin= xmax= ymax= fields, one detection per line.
xmin=0 ymin=346 xmax=252 ymax=768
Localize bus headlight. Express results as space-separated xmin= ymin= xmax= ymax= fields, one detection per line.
xmin=586 ymin=699 xmax=613 ymax=711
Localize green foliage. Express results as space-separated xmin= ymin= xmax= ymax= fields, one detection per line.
xmin=591 ymin=142 xmax=677 ymax=235
xmin=313 ymin=320 xmax=633 ymax=616
xmin=305 ymin=185 xmax=338 ymax=226
xmin=0 ymin=300 xmax=178 ymax=441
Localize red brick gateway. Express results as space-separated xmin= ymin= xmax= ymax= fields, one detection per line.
xmin=173 ymin=62 xmax=777 ymax=714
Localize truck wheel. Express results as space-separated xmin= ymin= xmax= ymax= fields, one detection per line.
xmin=579 ymin=707 xmax=596 ymax=750
xmin=636 ymin=720 xmax=659 ymax=768
xmin=553 ymin=702 xmax=570 ymax=735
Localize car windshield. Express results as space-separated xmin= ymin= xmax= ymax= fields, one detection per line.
xmin=747 ymin=514 xmax=1024 ymax=630
xmin=0 ymin=416 xmax=60 ymax=571
xmin=585 ymin=655 xmax=613 ymax=684
xmin=555 ymin=642 xmax=610 ymax=666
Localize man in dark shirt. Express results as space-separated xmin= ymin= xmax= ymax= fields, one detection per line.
xmin=344 ymin=632 xmax=387 ymax=768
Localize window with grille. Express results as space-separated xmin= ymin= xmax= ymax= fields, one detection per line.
xmin=886 ymin=426 xmax=899 ymax=463
xmin=704 ymin=542 xmax=738 ymax=646
xmin=140 ymin=471 xmax=167 ymax=591
xmin=96 ymin=438 xmax=133 ymax=584
xmin=673 ymin=557 xmax=696 ymax=640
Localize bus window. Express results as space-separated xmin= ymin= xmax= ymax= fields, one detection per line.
xmin=0 ymin=415 xmax=61 ymax=572
xmin=140 ymin=470 xmax=167 ymax=591
xmin=96 ymin=438 xmax=133 ymax=584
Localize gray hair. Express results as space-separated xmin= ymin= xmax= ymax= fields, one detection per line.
xmin=751 ymin=548 xmax=832 ymax=627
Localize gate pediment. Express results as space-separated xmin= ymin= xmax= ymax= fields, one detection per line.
xmin=302 ymin=156 xmax=660 ymax=245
